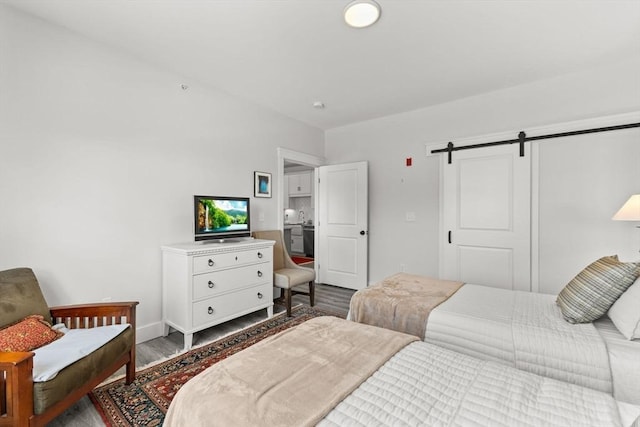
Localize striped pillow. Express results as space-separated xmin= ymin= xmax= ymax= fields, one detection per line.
xmin=556 ymin=255 xmax=640 ymax=324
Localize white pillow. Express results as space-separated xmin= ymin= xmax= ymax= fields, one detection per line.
xmin=608 ymin=276 xmax=640 ymax=340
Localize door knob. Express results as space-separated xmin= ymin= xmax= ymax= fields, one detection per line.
xmin=360 ymin=230 xmax=366 ymax=235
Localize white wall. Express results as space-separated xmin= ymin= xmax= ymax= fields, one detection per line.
xmin=0 ymin=5 xmax=323 ymax=341
xmin=325 ymin=56 xmax=640 ymax=292
xmin=536 ymin=127 xmax=640 ymax=294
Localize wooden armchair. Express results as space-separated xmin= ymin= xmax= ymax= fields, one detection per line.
xmin=0 ymin=268 xmax=138 ymax=427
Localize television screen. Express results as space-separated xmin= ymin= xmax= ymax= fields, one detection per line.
xmin=194 ymin=195 xmax=251 ymax=241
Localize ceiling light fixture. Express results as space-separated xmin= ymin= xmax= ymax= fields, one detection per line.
xmin=344 ymin=0 xmax=381 ymax=29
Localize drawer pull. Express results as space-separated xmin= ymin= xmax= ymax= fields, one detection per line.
xmin=257 ymin=251 xmax=263 ymax=259
xmin=208 ymin=259 xmax=215 ymax=267
xmin=257 ymin=292 xmax=263 ymax=299
xmin=257 ymin=270 xmax=263 ymax=278
xmin=208 ymin=306 xmax=214 ymax=315
xmin=235 ymin=256 xmax=238 ymax=261
xmin=208 ymin=281 xmax=215 ymax=288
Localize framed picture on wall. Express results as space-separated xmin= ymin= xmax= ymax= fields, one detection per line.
xmin=254 ymin=171 xmax=272 ymax=198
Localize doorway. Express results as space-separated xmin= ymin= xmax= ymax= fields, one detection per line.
xmin=277 ymin=149 xmax=369 ymax=289
xmin=277 ymin=148 xmax=323 ymax=267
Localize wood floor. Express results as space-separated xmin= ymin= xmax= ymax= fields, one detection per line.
xmin=47 ymin=283 xmax=355 ymax=427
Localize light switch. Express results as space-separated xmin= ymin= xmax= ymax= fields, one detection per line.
xmin=405 ymin=212 xmax=416 ymax=222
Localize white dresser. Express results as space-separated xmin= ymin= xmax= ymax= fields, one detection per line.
xmin=161 ymin=239 xmax=275 ymax=350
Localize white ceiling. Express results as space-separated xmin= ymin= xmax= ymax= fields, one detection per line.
xmin=5 ymin=0 xmax=640 ymax=130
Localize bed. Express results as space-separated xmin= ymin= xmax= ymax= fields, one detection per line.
xmin=348 ymin=272 xmax=640 ymax=405
xmin=164 ymin=316 xmax=640 ymax=427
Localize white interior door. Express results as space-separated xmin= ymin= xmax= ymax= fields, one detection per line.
xmin=318 ymin=162 xmax=368 ymax=290
xmin=442 ymin=144 xmax=531 ymax=291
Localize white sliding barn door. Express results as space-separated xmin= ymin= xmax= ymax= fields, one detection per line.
xmin=442 ymin=144 xmax=531 ymax=291
xmin=318 ymin=162 xmax=368 ymax=290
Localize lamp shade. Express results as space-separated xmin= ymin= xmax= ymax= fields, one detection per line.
xmin=612 ymin=194 xmax=640 ymax=221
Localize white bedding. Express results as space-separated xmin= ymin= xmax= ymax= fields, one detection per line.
xmin=424 ymin=284 xmax=614 ymax=396
xmin=166 ymin=317 xmax=640 ymax=426
xmin=595 ymin=316 xmax=640 ymax=404
xmin=320 ymin=341 xmax=639 ymax=427
xmin=32 ymin=323 xmax=129 ymax=381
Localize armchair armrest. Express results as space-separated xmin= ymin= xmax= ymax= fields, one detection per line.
xmin=0 ymin=352 xmax=34 ymax=426
xmin=50 ymin=301 xmax=138 ymax=330
xmin=0 ymin=352 xmax=33 ymax=365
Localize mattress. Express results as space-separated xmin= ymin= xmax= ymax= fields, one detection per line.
xmin=32 ymin=323 xmax=129 ymax=381
xmin=425 ymin=284 xmax=614 ymax=396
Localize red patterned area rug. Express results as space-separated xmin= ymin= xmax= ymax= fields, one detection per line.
xmin=89 ymin=305 xmax=340 ymax=427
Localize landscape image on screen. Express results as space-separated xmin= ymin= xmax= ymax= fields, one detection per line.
xmin=197 ymin=198 xmax=248 ymax=233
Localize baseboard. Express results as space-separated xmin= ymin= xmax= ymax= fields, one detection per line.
xmin=136 ymin=321 xmax=165 ymax=344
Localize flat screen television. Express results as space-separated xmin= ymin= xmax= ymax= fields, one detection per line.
xmin=194 ymin=195 xmax=251 ymax=242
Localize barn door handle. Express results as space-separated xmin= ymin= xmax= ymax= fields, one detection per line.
xmin=448 ymin=230 xmax=452 ymax=244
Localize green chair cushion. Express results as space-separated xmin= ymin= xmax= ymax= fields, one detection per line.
xmin=33 ymin=326 xmax=133 ymax=414
xmin=0 ymin=268 xmax=52 ymax=327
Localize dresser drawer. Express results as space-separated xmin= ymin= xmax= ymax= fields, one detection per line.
xmin=193 ymin=248 xmax=272 ymax=273
xmin=192 ymin=283 xmax=272 ymax=327
xmin=193 ymin=263 xmax=272 ymax=300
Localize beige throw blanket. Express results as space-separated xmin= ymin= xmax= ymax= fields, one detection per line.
xmin=350 ymin=272 xmax=464 ymax=339
xmin=164 ymin=316 xmax=417 ymax=427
